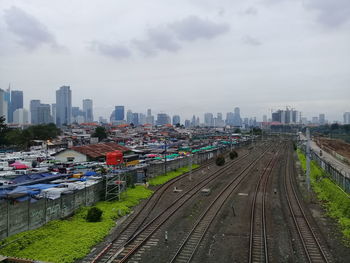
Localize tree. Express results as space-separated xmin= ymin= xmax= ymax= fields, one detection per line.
xmin=234 ymin=128 xmax=241 ymax=133
xmin=86 ymin=207 xmax=103 ymax=222
xmin=229 ymin=151 xmax=238 ymax=160
xmin=216 ymin=154 xmax=225 ymax=166
xmin=92 ymin=126 xmax=107 ymax=142
xmin=0 ymin=116 xmax=9 ymax=146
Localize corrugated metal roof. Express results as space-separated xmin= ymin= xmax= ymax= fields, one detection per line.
xmin=71 ymin=142 xmax=131 ymax=158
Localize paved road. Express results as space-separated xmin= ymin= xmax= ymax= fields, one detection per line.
xmin=299 ymin=134 xmax=350 ymax=178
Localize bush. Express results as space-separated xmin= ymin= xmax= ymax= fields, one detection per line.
xmin=216 ymin=155 xmax=225 ymax=166
xmin=86 ymin=207 xmax=103 ymax=222
xmin=229 ymin=151 xmax=238 ymax=160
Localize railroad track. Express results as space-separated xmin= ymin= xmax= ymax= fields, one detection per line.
xmin=169 ymin=143 xmax=277 ymax=263
xmin=93 ymin=143 xmax=270 ymax=263
xmin=284 ymin=145 xmax=330 ymax=263
xmin=248 ymin=145 xmax=282 ymax=263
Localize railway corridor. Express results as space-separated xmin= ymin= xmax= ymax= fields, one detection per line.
xmin=86 ymin=140 xmax=345 ymax=263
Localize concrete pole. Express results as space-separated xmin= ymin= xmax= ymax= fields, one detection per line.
xmin=306 ymin=128 xmax=311 ymax=191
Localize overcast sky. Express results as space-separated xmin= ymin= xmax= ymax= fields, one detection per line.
xmin=0 ymin=0 xmax=349 ymax=122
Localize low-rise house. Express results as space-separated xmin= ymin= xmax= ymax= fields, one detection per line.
xmin=54 ymin=142 xmax=131 ymax=163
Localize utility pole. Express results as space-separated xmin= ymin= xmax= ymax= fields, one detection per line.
xmin=189 ymin=134 xmax=192 ymax=181
xmin=164 ymin=139 xmax=167 ymax=175
xmin=306 ymin=128 xmax=311 ymax=191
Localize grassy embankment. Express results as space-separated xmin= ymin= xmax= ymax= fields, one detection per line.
xmin=297 ymin=149 xmax=350 ymax=244
xmin=0 ymin=186 xmax=153 ymax=263
xmin=148 ymin=164 xmax=199 ymax=186
xmin=0 ymin=164 xmax=199 ymax=262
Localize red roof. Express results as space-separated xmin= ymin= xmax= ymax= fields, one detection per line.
xmin=71 ymin=142 xmax=131 ymax=159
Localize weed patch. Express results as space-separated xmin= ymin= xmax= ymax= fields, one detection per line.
xmin=0 ymin=186 xmax=153 ymax=263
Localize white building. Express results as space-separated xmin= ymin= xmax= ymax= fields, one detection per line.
xmin=344 ymin=112 xmax=350 ymax=124
xmin=13 ymin=108 xmax=29 ymax=125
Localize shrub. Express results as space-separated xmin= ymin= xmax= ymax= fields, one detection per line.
xmin=216 ymin=155 xmax=225 ymax=166
xmin=86 ymin=207 xmax=103 ymax=222
xmin=229 ymin=151 xmax=238 ymax=160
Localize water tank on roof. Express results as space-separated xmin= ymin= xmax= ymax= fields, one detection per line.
xmin=106 ymin=151 xmax=123 ymax=165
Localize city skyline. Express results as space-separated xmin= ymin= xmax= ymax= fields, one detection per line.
xmin=0 ymin=1 xmax=349 ymax=122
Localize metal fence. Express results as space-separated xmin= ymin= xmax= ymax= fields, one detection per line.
xmin=300 ymin=146 xmax=350 ymax=194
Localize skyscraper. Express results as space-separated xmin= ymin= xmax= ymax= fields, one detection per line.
xmin=172 ymin=115 xmax=180 ymax=125
xmin=126 ymin=110 xmax=133 ymax=124
xmin=132 ymin=113 xmax=139 ymax=126
xmin=51 ymin=104 xmax=56 ymax=124
xmin=115 ymin=106 xmax=125 ymax=121
xmin=233 ymin=107 xmax=241 ymax=126
xmin=83 ymin=99 xmax=93 ymax=122
xmin=30 ymin=100 xmax=41 ymax=124
xmin=204 ymin=113 xmax=214 ymax=127
xmin=56 ymin=86 xmax=72 ymax=126
xmin=146 ymin=108 xmax=154 ymax=125
xmin=343 ymin=112 xmax=350 ymax=124
xmin=0 ymin=89 xmax=8 ymax=123
xmin=157 ymin=113 xmax=170 ymax=125
xmin=13 ymin=108 xmax=29 ymax=125
xmin=37 ymin=104 xmax=52 ymax=124
xmin=319 ymin=114 xmax=325 ymax=125
xmin=9 ymin=90 xmax=23 ymax=123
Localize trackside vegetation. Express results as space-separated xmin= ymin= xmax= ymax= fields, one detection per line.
xmin=0 ymin=186 xmax=153 ymax=263
xmin=148 ymin=165 xmax=199 ymax=186
xmin=297 ymin=149 xmax=350 ymax=244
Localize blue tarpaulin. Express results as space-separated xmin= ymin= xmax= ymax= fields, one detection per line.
xmin=84 ymin=171 xmax=97 ymax=176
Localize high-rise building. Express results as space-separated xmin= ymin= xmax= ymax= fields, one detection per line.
xmin=30 ymin=100 xmax=41 ymax=124
xmin=226 ymin=112 xmax=234 ymax=125
xmin=139 ymin=113 xmax=146 ymax=125
xmin=56 ymin=86 xmax=72 ymax=126
xmin=319 ymin=114 xmax=325 ymax=125
xmin=83 ymin=99 xmax=93 ymax=122
xmin=51 ymin=104 xmax=56 ymax=124
xmin=312 ymin=117 xmax=319 ymax=124
xmin=0 ymin=89 xmax=8 ymax=123
xmin=13 ymin=108 xmax=29 ymax=125
xmin=172 ymin=115 xmax=180 ymax=125
xmin=126 ymin=110 xmax=133 ymax=124
xmin=9 ymin=90 xmax=23 ymax=123
xmin=233 ymin=107 xmax=241 ymax=126
xmin=132 ymin=112 xmax=139 ymax=126
xmin=204 ymin=113 xmax=214 ymax=127
xmin=157 ymin=113 xmax=170 ymax=125
xmin=37 ymin=104 xmax=52 ymax=124
xmin=343 ymin=112 xmax=350 ymax=124
xmin=184 ymin=119 xmax=191 ymax=128
xmin=146 ymin=108 xmax=154 ymax=125
xmin=115 ymin=106 xmax=125 ymax=121
xmin=263 ymin=115 xmax=267 ymax=122
xmin=4 ymin=87 xmax=10 ymax=122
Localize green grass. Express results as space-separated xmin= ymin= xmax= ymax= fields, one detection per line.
xmin=148 ymin=164 xmax=199 ymax=186
xmin=0 ymin=186 xmax=153 ymax=263
xmin=297 ymin=149 xmax=350 ymax=244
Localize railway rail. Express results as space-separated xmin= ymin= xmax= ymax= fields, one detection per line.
xmin=93 ymin=143 xmax=270 ymax=263
xmin=284 ymin=145 xmax=330 ymax=263
xmin=248 ymin=145 xmax=282 ymax=263
xmin=169 ymin=143 xmax=277 ymax=263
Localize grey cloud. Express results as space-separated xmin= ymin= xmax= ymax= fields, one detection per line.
xmin=304 ymin=0 xmax=350 ymax=27
xmin=90 ymin=41 xmax=131 ymax=59
xmin=132 ymin=27 xmax=181 ymax=57
xmin=132 ymin=39 xmax=157 ymax=57
xmin=3 ymin=6 xmax=61 ymax=50
xmin=243 ymin=36 xmax=262 ymax=46
xmin=243 ymin=7 xmax=258 ymax=15
xmin=169 ymin=15 xmax=230 ymax=41
xmin=147 ymin=27 xmax=181 ymax=52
